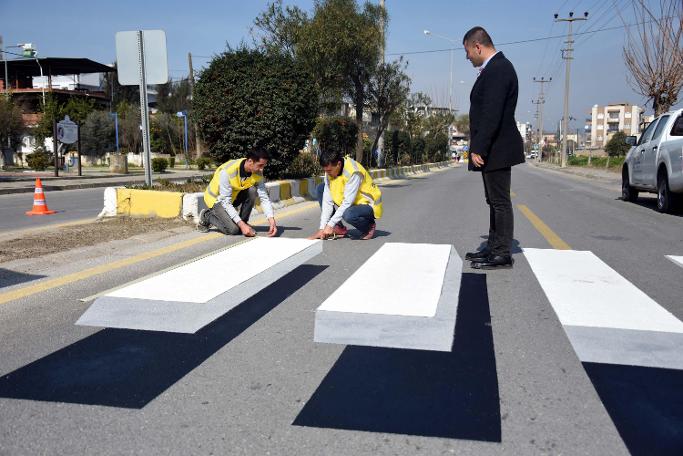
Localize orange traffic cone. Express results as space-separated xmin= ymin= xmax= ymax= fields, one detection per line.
xmin=25 ymin=178 xmax=56 ymax=216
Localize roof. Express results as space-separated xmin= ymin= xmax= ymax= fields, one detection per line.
xmin=0 ymin=57 xmax=114 ymax=78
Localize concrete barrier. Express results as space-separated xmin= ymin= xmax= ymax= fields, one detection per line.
xmin=99 ymin=161 xmax=453 ymax=222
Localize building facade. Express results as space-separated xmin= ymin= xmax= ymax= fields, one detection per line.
xmin=585 ymin=103 xmax=644 ymax=149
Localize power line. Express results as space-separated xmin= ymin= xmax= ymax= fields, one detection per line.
xmin=387 ymin=19 xmax=651 ymax=57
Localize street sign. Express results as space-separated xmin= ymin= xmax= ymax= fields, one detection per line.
xmin=56 ymin=116 xmax=78 ymax=144
xmin=115 ymin=30 xmax=168 ymax=85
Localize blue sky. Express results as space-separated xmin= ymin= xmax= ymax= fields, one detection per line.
xmin=2 ymin=0 xmax=679 ymax=133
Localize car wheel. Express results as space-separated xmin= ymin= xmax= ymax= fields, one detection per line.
xmin=621 ymin=169 xmax=638 ymax=202
xmin=657 ymin=171 xmax=671 ymax=213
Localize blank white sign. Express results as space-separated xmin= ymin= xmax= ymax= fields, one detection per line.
xmin=115 ymin=30 xmax=169 ymax=86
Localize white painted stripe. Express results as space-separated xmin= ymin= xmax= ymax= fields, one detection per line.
xmin=666 ymin=255 xmax=683 ymax=269
xmin=523 ymin=248 xmax=683 ymax=333
xmin=318 ymin=243 xmax=451 ymax=317
xmin=108 ymin=238 xmax=320 ymax=303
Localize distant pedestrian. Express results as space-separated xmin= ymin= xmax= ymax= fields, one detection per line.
xmin=197 ymin=149 xmax=278 ymax=237
xmin=462 ymin=26 xmax=524 ymax=269
xmin=308 ymin=150 xmax=383 ymax=240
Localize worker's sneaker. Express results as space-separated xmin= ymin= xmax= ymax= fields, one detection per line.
xmin=197 ymin=209 xmax=210 ymax=233
xmin=360 ymin=222 xmax=376 ymax=240
xmin=333 ymin=223 xmax=348 ymax=237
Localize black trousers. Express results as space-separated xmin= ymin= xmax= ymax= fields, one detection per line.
xmin=481 ymin=167 xmax=513 ymax=256
xmin=206 ymin=186 xmax=257 ymax=235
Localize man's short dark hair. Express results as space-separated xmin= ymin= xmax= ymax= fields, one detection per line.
xmin=319 ymin=149 xmax=343 ymax=167
xmin=246 ymin=149 xmax=270 ymax=162
xmin=463 ymin=26 xmax=494 ymax=47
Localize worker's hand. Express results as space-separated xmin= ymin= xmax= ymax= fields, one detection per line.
xmin=322 ymin=225 xmax=334 ymax=238
xmin=308 ymin=229 xmax=327 ymax=240
xmin=238 ymin=220 xmax=256 ymax=237
xmin=471 ymin=153 xmax=485 ymax=167
xmin=267 ymin=217 xmax=278 ymax=237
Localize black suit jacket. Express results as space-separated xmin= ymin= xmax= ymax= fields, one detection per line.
xmin=468 ymin=52 xmax=524 ymax=172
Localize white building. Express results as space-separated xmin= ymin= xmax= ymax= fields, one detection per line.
xmin=586 ymin=103 xmax=644 ymax=149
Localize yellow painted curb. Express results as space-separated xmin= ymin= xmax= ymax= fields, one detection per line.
xmin=117 ymin=189 xmax=183 ymax=218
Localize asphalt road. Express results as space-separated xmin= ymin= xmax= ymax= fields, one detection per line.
xmin=0 ymin=164 xmax=681 ymax=455
xmin=0 ymin=187 xmax=105 ymax=233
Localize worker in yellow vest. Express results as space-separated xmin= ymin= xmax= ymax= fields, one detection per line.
xmin=308 ymin=150 xmax=383 ymax=240
xmin=198 ymin=150 xmax=277 ymax=237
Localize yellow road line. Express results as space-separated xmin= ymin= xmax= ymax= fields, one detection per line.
xmin=0 ymin=201 xmax=319 ymax=306
xmin=517 ymin=204 xmax=572 ymax=250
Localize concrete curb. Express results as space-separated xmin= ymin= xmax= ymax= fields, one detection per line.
xmin=100 ymin=161 xmax=453 ymax=223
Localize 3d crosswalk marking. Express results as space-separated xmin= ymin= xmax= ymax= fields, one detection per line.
xmin=77 ymin=238 xmax=322 ymax=333
xmin=314 ymin=242 xmax=462 ymax=352
xmin=666 ymin=255 xmax=683 ymax=269
xmin=524 ymin=248 xmax=683 ymax=370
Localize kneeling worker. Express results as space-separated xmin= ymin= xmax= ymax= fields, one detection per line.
xmin=308 ymin=150 xmax=383 ymax=240
xmin=198 ymin=150 xmax=277 ymax=237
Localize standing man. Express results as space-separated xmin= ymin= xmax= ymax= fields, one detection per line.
xmin=198 ymin=149 xmax=277 ymax=237
xmin=463 ymin=26 xmax=524 ymax=269
xmin=308 ymin=150 xmax=383 ymax=240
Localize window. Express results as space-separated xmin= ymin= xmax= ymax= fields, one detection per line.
xmin=652 ymin=115 xmax=670 ymax=141
xmin=597 ymin=125 xmax=603 ymax=130
xmin=598 ymin=113 xmax=604 ymax=119
xmin=638 ymin=118 xmax=659 ymax=145
xmin=670 ymin=115 xmax=683 ymax=136
xmin=625 ymin=112 xmax=631 ymax=118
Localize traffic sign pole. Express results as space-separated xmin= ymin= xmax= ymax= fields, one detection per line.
xmin=137 ymin=31 xmax=153 ymax=187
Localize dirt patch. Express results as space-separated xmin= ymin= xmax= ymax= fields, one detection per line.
xmin=128 ymin=177 xmax=210 ymax=193
xmin=0 ymin=217 xmax=194 ymax=263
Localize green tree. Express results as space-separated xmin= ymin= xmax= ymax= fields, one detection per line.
xmin=102 ymin=63 xmax=139 ymax=108
xmin=254 ymin=0 xmax=385 ymax=162
xmin=605 ymin=131 xmax=631 ymax=157
xmin=156 ymin=79 xmax=192 ymax=114
xmin=32 ymin=94 xmax=62 ymax=151
xmin=117 ymin=101 xmax=142 ymax=153
xmin=81 ymin=110 xmax=116 ymax=157
xmin=367 ymin=58 xmax=411 ymax=164
xmin=193 ymin=47 xmax=318 ymax=179
xmin=425 ymin=131 xmax=448 ymax=162
xmin=454 ymin=114 xmax=470 ymax=136
xmin=0 ymin=97 xmax=25 ymax=153
xmin=62 ymin=97 xmax=95 ymax=124
xmin=150 ymin=112 xmax=182 ymax=155
xmin=313 ymin=116 xmax=358 ymax=157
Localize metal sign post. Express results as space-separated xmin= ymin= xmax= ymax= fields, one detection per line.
xmin=115 ymin=30 xmax=168 ymax=187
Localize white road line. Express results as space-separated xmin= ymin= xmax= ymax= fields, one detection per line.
xmin=666 ymin=255 xmax=683 ymax=269
xmin=524 ymin=248 xmax=683 ymax=370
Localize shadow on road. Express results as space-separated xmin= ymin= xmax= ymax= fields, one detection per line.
xmin=583 ymin=362 xmax=683 ymax=456
xmin=0 ymin=268 xmax=47 ymax=288
xmin=293 ymin=273 xmax=501 ymax=442
xmin=0 ymin=264 xmax=327 ymax=409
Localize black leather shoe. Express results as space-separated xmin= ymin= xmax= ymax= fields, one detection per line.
xmin=471 ymin=255 xmax=514 ymax=270
xmin=465 ymin=249 xmax=490 ymax=261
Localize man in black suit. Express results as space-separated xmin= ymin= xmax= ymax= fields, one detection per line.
xmin=463 ymin=26 xmax=524 ymax=269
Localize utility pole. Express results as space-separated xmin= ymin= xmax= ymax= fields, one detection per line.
xmin=532 ymin=76 xmax=551 ymax=161
xmin=377 ymin=0 xmax=385 ymax=167
xmin=187 ymin=52 xmax=203 ymax=159
xmin=555 ymin=11 xmax=588 ymax=168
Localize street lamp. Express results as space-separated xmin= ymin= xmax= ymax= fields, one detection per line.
xmin=176 ymin=111 xmax=189 ymax=169
xmin=108 ymin=112 xmax=119 ymax=153
xmin=423 ymin=29 xmax=456 ymax=114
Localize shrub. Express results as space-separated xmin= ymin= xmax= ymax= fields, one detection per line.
xmin=313 ymin=116 xmax=358 ymax=157
xmin=285 ymin=152 xmax=322 ymax=179
xmin=151 ymin=157 xmax=168 ymax=173
xmin=568 ymin=155 xmax=589 ymax=166
xmin=605 ymin=131 xmax=631 ymax=157
xmin=26 ymin=151 xmax=50 ymax=171
xmin=193 ymin=47 xmax=318 ymax=179
xmin=196 ymin=156 xmax=212 ymax=170
xmin=169 ymin=156 xmax=175 ymax=168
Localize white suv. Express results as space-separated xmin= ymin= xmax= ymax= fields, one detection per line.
xmin=622 ymin=109 xmax=683 ymax=213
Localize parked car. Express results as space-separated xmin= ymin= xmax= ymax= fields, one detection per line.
xmin=622 ymin=109 xmax=683 ymax=213
xmin=526 ymin=152 xmax=538 ymax=159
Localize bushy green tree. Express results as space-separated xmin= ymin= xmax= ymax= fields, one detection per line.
xmin=605 ymin=131 xmax=631 ymax=157
xmin=425 ymin=131 xmax=448 ymax=162
xmin=116 ymin=101 xmax=142 ymax=153
xmin=193 ymin=47 xmax=318 ymax=179
xmin=312 ymin=116 xmax=358 ymax=157
xmin=81 ymin=111 xmax=115 ymax=157
xmin=0 ymin=97 xmax=24 ymax=152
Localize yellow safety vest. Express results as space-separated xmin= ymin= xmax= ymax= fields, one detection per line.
xmin=329 ymin=157 xmax=383 ymax=219
xmin=203 ymin=158 xmax=264 ymax=209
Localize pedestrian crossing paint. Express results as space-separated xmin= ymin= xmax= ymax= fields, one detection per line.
xmin=666 ymin=255 xmax=683 ymax=269
xmin=77 ymin=238 xmax=323 ymax=333
xmin=314 ymin=243 xmax=462 ymax=351
xmin=524 ymin=248 xmax=683 ymax=370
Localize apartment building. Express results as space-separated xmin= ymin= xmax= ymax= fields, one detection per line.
xmin=585 ymin=103 xmax=643 ymax=149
